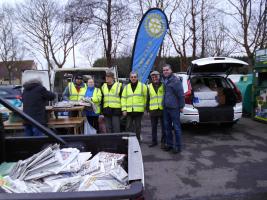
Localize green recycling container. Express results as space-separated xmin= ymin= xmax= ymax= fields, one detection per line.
xmin=236 ymin=74 xmax=253 ymax=114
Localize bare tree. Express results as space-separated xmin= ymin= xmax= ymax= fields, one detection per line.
xmin=190 ymin=0 xmax=200 ymax=60
xmin=227 ymin=0 xmax=267 ymax=65
xmin=67 ymin=0 xmax=130 ymax=68
xmin=94 ymin=0 xmax=130 ymax=67
xmin=0 ymin=5 xmax=25 ymax=85
xmin=199 ymin=0 xmax=211 ymax=57
xmin=16 ymin=0 xmax=87 ymax=74
xmin=205 ymin=20 xmax=238 ymax=56
xmin=168 ymin=0 xmax=191 ymax=71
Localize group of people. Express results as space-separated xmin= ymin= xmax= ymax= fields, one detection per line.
xmin=61 ymin=64 xmax=185 ymax=154
xmin=21 ymin=63 xmax=184 ymax=154
xmin=146 ymin=64 xmax=185 ymax=153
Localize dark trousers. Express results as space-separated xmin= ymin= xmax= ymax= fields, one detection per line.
xmin=150 ymin=115 xmax=165 ymax=144
xmin=86 ymin=116 xmax=99 ymax=132
xmin=105 ymin=115 xmax=120 ymax=133
xmin=163 ymin=107 xmax=182 ymax=149
xmin=24 ymin=124 xmax=44 ymax=136
xmin=126 ymin=114 xmax=143 ymax=141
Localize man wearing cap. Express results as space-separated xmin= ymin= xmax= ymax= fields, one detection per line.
xmin=63 ymin=75 xmax=87 ymax=101
xmin=101 ymin=70 xmax=122 ymax=133
xmin=147 ymin=70 xmax=165 ymax=148
xmin=121 ymin=71 xmax=147 ymax=141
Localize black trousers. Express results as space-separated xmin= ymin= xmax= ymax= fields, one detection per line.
xmin=150 ymin=115 xmax=165 ymax=144
xmin=126 ymin=114 xmax=143 ymax=141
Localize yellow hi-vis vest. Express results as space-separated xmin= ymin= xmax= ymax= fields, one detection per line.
xmin=91 ymin=87 xmax=102 ymax=114
xmin=69 ymin=82 xmax=87 ymax=101
xmin=148 ymin=83 xmax=164 ymax=111
xmin=101 ymin=82 xmax=122 ymax=108
xmin=121 ymin=82 xmax=147 ymax=112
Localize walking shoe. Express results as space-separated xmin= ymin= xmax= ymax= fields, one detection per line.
xmin=172 ymin=148 xmax=181 ymax=154
xmin=149 ymin=143 xmax=158 ymax=148
xmin=163 ymin=146 xmax=172 ymax=151
xmin=160 ymin=143 xmax=165 ymax=149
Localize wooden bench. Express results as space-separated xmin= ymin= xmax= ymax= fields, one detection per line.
xmin=3 ymin=117 xmax=85 ymax=135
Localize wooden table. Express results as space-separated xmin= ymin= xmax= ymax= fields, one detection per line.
xmin=46 ymin=105 xmax=85 ymax=117
xmin=3 ymin=117 xmax=85 ymax=135
xmin=2 ymin=105 xmax=86 ymax=134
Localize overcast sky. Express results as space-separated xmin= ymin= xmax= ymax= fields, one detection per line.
xmin=0 ymin=0 xmax=92 ymax=69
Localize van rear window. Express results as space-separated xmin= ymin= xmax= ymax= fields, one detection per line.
xmin=54 ymin=71 xmax=106 ymax=98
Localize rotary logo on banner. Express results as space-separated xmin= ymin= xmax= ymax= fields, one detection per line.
xmin=131 ymin=8 xmax=169 ymax=83
xmin=145 ymin=13 xmax=165 ymax=38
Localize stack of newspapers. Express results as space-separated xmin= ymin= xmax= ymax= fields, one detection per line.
xmin=0 ymin=144 xmax=128 ymax=193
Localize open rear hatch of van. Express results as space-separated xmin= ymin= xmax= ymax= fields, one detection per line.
xmin=188 ymin=57 xmax=248 ymax=123
xmin=188 ymin=57 xmax=248 ymax=77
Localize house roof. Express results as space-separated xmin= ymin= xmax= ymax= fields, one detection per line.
xmin=0 ymin=60 xmax=37 ymax=79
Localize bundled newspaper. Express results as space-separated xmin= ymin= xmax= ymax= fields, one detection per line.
xmin=53 ymin=101 xmax=74 ymax=108
xmin=54 ymin=99 xmax=97 ymax=113
xmin=80 ymin=98 xmax=97 ymax=113
xmin=0 ymin=144 xmax=128 ymax=193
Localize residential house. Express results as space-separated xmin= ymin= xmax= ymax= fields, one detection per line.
xmin=0 ymin=60 xmax=37 ymax=85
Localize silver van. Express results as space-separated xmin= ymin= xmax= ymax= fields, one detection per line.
xmin=22 ymin=67 xmax=118 ymax=100
xmin=175 ymin=57 xmax=248 ymax=126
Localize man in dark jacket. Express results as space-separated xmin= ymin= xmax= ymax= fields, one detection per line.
xmin=162 ymin=64 xmax=185 ymax=153
xmin=22 ymin=79 xmax=55 ymax=136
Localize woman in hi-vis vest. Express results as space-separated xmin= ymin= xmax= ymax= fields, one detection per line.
xmin=84 ymin=77 xmax=102 ymax=131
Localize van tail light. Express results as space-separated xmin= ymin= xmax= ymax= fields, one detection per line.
xmin=234 ymin=87 xmax=242 ymax=103
xmin=185 ymin=80 xmax=192 ymax=104
xmin=16 ymin=95 xmax=22 ymax=100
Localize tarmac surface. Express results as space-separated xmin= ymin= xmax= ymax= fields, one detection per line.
xmin=140 ymin=115 xmax=267 ymax=200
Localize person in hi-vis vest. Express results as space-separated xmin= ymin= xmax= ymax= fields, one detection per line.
xmin=101 ymin=70 xmax=122 ymax=133
xmin=121 ymin=71 xmax=147 ymax=141
xmin=84 ymin=77 xmax=102 ymax=131
xmin=62 ymin=75 xmax=87 ymax=117
xmin=63 ymin=75 xmax=87 ymax=101
xmin=147 ymin=70 xmax=165 ymax=148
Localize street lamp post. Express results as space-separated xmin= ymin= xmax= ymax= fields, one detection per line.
xmin=71 ymin=16 xmax=76 ymax=68
xmin=7 ymin=64 xmax=12 ymax=85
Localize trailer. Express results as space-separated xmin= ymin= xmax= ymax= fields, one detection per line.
xmin=0 ymin=97 xmax=144 ymax=200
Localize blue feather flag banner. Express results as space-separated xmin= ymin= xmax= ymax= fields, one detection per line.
xmin=131 ymin=8 xmax=169 ymax=83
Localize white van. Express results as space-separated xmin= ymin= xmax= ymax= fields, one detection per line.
xmin=175 ymin=57 xmax=248 ymax=126
xmin=22 ymin=67 xmax=118 ymax=100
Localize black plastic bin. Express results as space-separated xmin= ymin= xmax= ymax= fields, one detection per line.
xmin=0 ymin=97 xmax=144 ymax=200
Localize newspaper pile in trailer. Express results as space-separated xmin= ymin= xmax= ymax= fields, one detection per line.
xmin=0 ymin=144 xmax=128 ymax=193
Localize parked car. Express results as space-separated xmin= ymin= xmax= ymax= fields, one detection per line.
xmin=0 ymin=85 xmax=22 ymax=121
xmin=175 ymin=57 xmax=248 ymax=126
xmin=0 ymin=85 xmax=22 ymax=100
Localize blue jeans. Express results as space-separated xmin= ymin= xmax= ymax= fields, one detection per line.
xmin=163 ymin=107 xmax=182 ymax=149
xmin=24 ymin=124 xmax=44 ymax=136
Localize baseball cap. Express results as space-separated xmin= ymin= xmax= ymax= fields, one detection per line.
xmin=150 ymin=71 xmax=160 ymax=76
